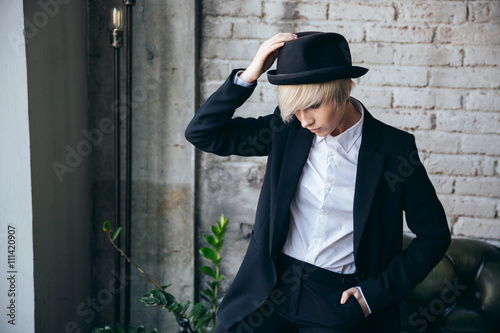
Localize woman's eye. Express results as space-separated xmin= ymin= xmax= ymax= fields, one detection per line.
xmin=309 ymin=103 xmax=322 ymax=109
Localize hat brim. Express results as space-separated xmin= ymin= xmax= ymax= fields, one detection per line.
xmin=267 ymin=66 xmax=368 ymax=85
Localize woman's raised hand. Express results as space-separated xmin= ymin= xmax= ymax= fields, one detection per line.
xmin=239 ymin=33 xmax=298 ymax=84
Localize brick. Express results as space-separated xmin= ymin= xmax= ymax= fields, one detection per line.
xmin=236 ymin=100 xmax=277 ymax=118
xmin=263 ymin=2 xmax=328 ymax=22
xmin=455 ymin=177 xmax=500 ymax=197
xmin=296 ymin=23 xmax=365 ymax=43
xmin=396 ymin=3 xmax=467 ymax=24
xmin=394 ymin=88 xmax=462 ymax=110
xmin=367 ymin=109 xmax=434 ymax=131
xmin=435 ymin=90 xmax=463 ymax=110
xmin=436 ymin=111 xmax=500 ymax=135
xmin=460 ymin=133 xmax=500 ymax=156
xmin=394 ymin=88 xmax=435 ymax=109
xmin=202 ymin=17 xmax=233 ymax=38
xmin=430 ymin=68 xmax=500 ymax=89
xmin=468 ymin=2 xmax=500 ymax=23
xmin=203 ymin=0 xmax=262 ymax=17
xmin=359 ymin=66 xmax=428 ymax=87
xmin=203 ymin=38 xmax=261 ymax=60
xmin=428 ymin=175 xmax=454 ymax=194
xmin=464 ymin=46 xmax=500 ymax=66
xmin=200 ymin=60 xmax=229 ymax=81
xmin=200 ymin=81 xmax=224 ymax=102
xmin=441 ymin=195 xmax=497 ymax=218
xmin=255 ymin=84 xmax=278 ymax=104
xmin=232 ymin=21 xmax=294 ymax=39
xmin=329 ymin=3 xmax=395 ymax=22
xmin=423 ymin=154 xmax=496 ymax=176
xmin=350 ymin=44 xmax=394 ymax=65
xmin=366 ymin=24 xmax=434 ymax=44
xmin=351 ymin=86 xmax=392 ymax=109
xmin=465 ymin=90 xmax=500 ymax=111
xmin=394 ymin=45 xmax=463 ymax=67
xmin=453 ymin=217 xmax=500 ymax=239
xmin=413 ymin=130 xmax=461 ymax=154
xmin=437 ymin=24 xmax=500 ymax=45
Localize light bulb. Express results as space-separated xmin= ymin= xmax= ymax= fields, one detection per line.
xmin=110 ymin=6 xmax=123 ymax=30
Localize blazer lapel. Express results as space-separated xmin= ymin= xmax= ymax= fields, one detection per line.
xmin=353 ymin=109 xmax=386 ymax=258
xmin=270 ymin=126 xmax=313 ymax=252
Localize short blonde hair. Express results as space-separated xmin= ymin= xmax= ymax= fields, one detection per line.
xmin=278 ymin=79 xmax=354 ymax=123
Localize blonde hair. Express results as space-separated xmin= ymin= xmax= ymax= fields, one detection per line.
xmin=278 ymin=79 xmax=354 ymax=123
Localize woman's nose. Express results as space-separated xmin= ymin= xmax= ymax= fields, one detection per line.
xmin=297 ymin=110 xmax=312 ymax=128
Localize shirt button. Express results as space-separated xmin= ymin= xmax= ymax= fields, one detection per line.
xmin=325 ymin=186 xmax=331 ymax=193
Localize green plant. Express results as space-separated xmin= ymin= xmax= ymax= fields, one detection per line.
xmin=100 ymin=221 xmax=211 ymax=333
xmin=199 ymin=214 xmax=229 ymax=332
xmin=95 ymin=215 xmax=230 ymax=333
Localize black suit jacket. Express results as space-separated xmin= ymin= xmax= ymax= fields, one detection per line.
xmin=185 ymin=70 xmax=451 ymax=332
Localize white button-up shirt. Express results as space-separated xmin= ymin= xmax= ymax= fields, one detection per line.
xmin=282 ymin=98 xmax=364 ymax=274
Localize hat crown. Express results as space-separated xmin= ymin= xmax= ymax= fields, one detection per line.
xmin=276 ymin=32 xmax=352 ymax=75
xmin=267 ymin=31 xmax=368 ymax=85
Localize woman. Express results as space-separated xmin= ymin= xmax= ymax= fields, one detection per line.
xmin=185 ymin=32 xmax=450 ymax=333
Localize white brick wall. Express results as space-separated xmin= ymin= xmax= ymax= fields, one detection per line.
xmin=199 ymin=0 xmax=500 ymax=244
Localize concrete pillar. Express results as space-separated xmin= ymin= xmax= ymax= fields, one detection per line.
xmin=88 ymin=1 xmax=197 ymax=331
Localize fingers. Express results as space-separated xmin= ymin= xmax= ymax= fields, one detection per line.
xmin=260 ymin=32 xmax=297 ymax=53
xmin=240 ymin=32 xmax=297 ymax=83
xmin=340 ymin=287 xmax=358 ymax=304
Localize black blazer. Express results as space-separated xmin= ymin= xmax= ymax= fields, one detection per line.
xmin=185 ymin=70 xmax=451 ymax=332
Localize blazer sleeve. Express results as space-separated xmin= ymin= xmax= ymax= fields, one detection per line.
xmin=359 ymin=135 xmax=451 ymax=313
xmin=185 ymin=69 xmax=276 ymax=157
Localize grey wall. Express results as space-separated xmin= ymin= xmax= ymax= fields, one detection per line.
xmin=0 ymin=0 xmax=35 ymax=332
xmin=23 ymin=0 xmax=92 ymax=331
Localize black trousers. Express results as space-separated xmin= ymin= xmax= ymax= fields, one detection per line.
xmin=214 ymin=254 xmax=367 ymax=333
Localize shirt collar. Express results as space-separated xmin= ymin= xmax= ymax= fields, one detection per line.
xmin=315 ymin=97 xmax=364 ymax=153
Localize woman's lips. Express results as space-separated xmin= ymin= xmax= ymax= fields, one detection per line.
xmin=309 ymin=127 xmax=321 ymax=133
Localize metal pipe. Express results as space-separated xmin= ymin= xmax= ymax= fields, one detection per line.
xmin=114 ymin=45 xmax=122 ymax=326
xmin=110 ymin=10 xmax=124 ymax=324
xmin=123 ymin=0 xmax=136 ymax=325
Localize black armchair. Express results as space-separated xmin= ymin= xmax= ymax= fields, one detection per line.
xmin=400 ymin=234 xmax=500 ymax=333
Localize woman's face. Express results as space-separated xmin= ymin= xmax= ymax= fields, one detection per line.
xmin=294 ymin=100 xmax=349 ymax=137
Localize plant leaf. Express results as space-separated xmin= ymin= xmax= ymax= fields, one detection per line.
xmin=137 ymin=327 xmax=146 ymax=333
xmin=202 ymin=289 xmax=214 ymax=298
xmin=194 ymin=313 xmax=212 ymax=331
xmin=112 ymin=227 xmax=122 ymax=242
xmin=103 ymin=220 xmax=112 ymax=233
xmin=204 ymin=235 xmax=218 ymax=248
xmin=199 ymin=247 xmax=218 ymax=261
xmin=150 ymin=290 xmax=167 ymax=305
xmin=115 ymin=323 xmax=125 ymax=333
xmin=200 ymin=266 xmax=216 ymax=279
xmin=211 ymin=225 xmax=221 ymax=238
xmin=220 ymin=214 xmax=229 ymax=228
xmin=125 ymin=324 xmax=135 ymax=333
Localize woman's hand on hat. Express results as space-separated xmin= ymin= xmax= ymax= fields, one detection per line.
xmin=239 ymin=33 xmax=297 ymax=84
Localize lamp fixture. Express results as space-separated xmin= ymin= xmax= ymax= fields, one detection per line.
xmin=110 ymin=6 xmax=123 ymax=48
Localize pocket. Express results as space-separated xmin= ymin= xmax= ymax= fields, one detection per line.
xmin=347 ymin=297 xmax=366 ymax=322
xmin=333 ymin=296 xmax=366 ymax=328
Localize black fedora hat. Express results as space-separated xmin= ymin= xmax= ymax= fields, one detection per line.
xmin=267 ymin=31 xmax=368 ymax=85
